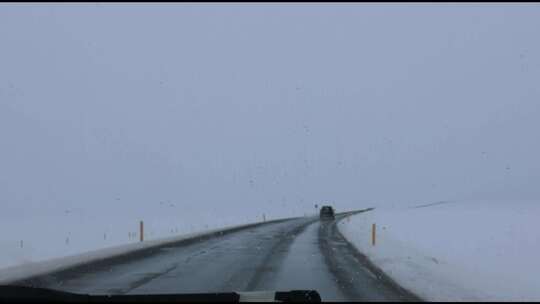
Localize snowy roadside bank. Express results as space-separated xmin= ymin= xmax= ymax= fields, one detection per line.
xmin=0 ymin=217 xmax=296 ymax=285
xmin=0 ymin=202 xmax=304 ymax=273
xmin=338 ymin=201 xmax=540 ymax=301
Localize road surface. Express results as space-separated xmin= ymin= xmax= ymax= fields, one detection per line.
xmin=15 ymin=213 xmax=419 ymax=301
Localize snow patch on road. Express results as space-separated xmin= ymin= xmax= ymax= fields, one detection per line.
xmin=338 ymin=200 xmax=540 ymax=301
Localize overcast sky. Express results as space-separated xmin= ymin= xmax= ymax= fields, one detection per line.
xmin=1 ymin=4 xmax=540 ymax=220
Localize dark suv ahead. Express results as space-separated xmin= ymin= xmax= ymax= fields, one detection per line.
xmin=319 ymin=205 xmax=335 ymax=220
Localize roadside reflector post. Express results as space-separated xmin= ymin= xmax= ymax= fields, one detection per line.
xmin=140 ymin=221 xmax=144 ymax=242
xmin=372 ymin=223 xmax=376 ymax=246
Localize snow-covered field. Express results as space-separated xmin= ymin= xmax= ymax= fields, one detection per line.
xmin=338 ymin=200 xmax=540 ymax=301
xmin=0 ymin=219 xmax=272 ymax=285
xmin=0 ymin=207 xmax=285 ymax=272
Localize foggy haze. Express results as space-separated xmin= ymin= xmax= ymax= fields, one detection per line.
xmin=1 ymin=4 xmax=540 ymax=221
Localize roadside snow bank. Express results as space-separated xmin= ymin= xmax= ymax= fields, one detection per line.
xmin=0 ymin=218 xmax=291 ymax=285
xmin=0 ymin=206 xmax=287 ymax=272
xmin=338 ymin=200 xmax=540 ymax=301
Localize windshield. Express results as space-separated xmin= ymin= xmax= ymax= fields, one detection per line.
xmin=1 ymin=3 xmax=540 ymax=302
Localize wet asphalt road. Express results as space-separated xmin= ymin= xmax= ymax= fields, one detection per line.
xmin=21 ymin=213 xmax=419 ymax=301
